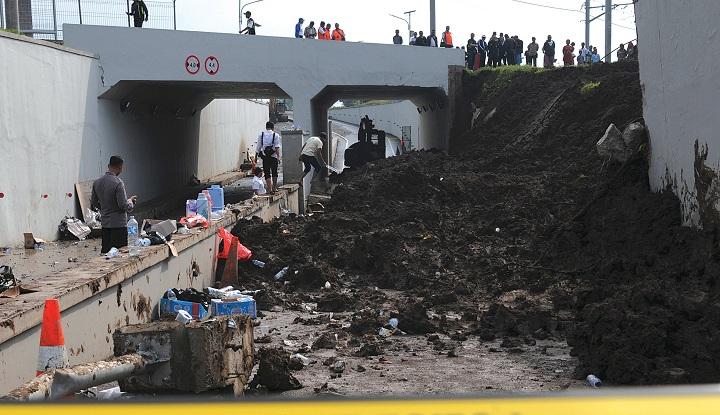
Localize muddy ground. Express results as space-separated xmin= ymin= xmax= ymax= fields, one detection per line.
xmin=230 ymin=61 xmax=720 ymax=394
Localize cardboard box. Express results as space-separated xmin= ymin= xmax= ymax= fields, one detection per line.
xmin=210 ymin=297 xmax=256 ymax=318
xmin=160 ymin=298 xmax=209 ymax=320
xmin=141 ymin=219 xmax=177 ymax=239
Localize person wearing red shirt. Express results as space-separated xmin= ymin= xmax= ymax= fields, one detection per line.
xmin=562 ymin=39 xmax=575 ymax=66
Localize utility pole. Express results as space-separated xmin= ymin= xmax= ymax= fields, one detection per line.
xmin=605 ymin=0 xmax=612 ymax=62
xmin=404 ymin=9 xmax=415 ymax=43
xmin=584 ymin=0 xmax=590 ymax=48
xmin=429 ymin=0 xmax=435 ymax=34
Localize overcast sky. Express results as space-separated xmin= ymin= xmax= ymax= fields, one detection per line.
xmin=175 ymin=0 xmax=637 ymax=57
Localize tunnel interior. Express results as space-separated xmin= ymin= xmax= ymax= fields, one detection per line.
xmin=91 ymin=81 xmax=290 ymax=215
xmin=310 ymin=85 xmax=450 ymax=159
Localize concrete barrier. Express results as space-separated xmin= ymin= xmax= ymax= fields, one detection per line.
xmin=0 ymin=185 xmax=299 ymax=395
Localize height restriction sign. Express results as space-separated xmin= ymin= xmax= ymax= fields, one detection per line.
xmin=185 ymin=55 xmax=200 ymax=75
xmin=205 ymin=56 xmax=219 ymax=75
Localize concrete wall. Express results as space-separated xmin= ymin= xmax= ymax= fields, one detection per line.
xmin=0 ymin=186 xmax=299 ymax=394
xmin=197 ymin=99 xmax=268 ymax=181
xmin=636 ymin=1 xmax=720 ymax=227
xmin=63 ymin=25 xmax=464 ymax=148
xmin=0 ymin=32 xmax=267 ymax=246
xmin=329 ymin=101 xmax=419 ymax=147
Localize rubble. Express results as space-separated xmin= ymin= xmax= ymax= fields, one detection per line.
xmin=249 ymin=347 xmax=302 ymax=391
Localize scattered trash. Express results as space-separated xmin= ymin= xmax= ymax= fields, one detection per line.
xmin=252 ymin=259 xmax=266 ymax=268
xmin=324 ymin=281 xmax=331 ymax=290
xmin=283 ymin=339 xmax=298 ymax=348
xmin=67 ymin=257 xmax=79 ymax=263
xmin=105 ymin=247 xmax=119 ymax=259
xmin=249 ymin=347 xmax=302 ymax=391
xmin=0 ymin=266 xmax=16 ymax=294
xmin=84 ymin=208 xmax=102 ymax=230
xmin=175 ymin=310 xmax=193 ymax=324
xmin=354 ymin=364 xmax=366 ymax=373
xmin=290 ymin=353 xmax=311 ymax=366
xmin=586 ymin=374 xmax=603 ymax=388
xmin=0 ymin=247 xmax=11 ymax=256
xmin=139 ymin=238 xmax=151 ymax=247
xmin=274 ymin=266 xmax=289 ymax=281
xmin=379 ymin=327 xmax=393 ymax=337
xmin=179 ymin=214 xmax=209 ymax=229
xmin=23 ymin=233 xmax=45 ymax=250
xmin=177 ymin=225 xmax=191 ymax=235
xmin=495 ymin=227 xmax=501 ymax=233
xmin=331 ymin=360 xmax=346 ymax=374
xmin=389 ymin=318 xmax=399 ymax=328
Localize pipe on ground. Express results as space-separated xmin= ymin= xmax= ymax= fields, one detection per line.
xmin=4 ymin=353 xmax=147 ymax=401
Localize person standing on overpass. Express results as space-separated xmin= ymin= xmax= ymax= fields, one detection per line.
xmin=295 ymin=18 xmax=304 ymax=38
xmin=299 ymin=133 xmax=327 ymax=184
xmin=318 ymin=21 xmax=327 ymax=40
xmin=332 ymin=23 xmax=346 ymax=41
xmin=393 ymin=29 xmax=403 ymax=45
xmin=240 ymin=11 xmax=260 ymax=35
xmin=255 ymin=122 xmax=281 ymax=193
xmin=304 ymin=21 xmax=317 ymax=39
xmin=428 ymin=29 xmax=439 ymax=47
xmin=324 ymin=23 xmax=332 ymax=40
xmin=441 ymin=26 xmax=453 ymax=48
xmin=126 ymin=0 xmax=149 ymax=28
xmin=91 ymin=156 xmax=138 ymax=254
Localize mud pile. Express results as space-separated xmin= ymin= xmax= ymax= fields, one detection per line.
xmin=237 ymin=62 xmax=720 ymax=385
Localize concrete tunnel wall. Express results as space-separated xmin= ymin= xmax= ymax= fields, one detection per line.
xmin=62 ymin=24 xmax=464 ymax=150
xmin=0 ymin=32 xmax=267 ymax=246
xmin=635 ymin=1 xmax=720 ymax=227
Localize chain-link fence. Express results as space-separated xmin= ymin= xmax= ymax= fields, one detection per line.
xmin=4 ymin=0 xmax=175 ymax=40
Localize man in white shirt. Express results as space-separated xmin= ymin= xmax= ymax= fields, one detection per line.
xmin=240 ymin=11 xmax=260 ymax=35
xmin=252 ymin=167 xmax=267 ymax=196
xmin=299 ymin=133 xmax=327 ymax=183
xmin=256 ymin=121 xmax=281 ymax=193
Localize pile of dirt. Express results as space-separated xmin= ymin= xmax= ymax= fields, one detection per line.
xmin=249 ymin=347 xmax=302 ymax=391
xmin=235 ymin=61 xmax=720 ymax=386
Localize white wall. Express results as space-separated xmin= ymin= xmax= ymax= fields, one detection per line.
xmin=197 ymin=99 xmax=267 ymax=180
xmin=329 ymin=101 xmax=420 ymax=148
xmin=636 ymin=0 xmax=720 ymax=227
xmin=0 ymin=33 xmax=97 ymax=246
xmin=0 ymin=33 xmax=269 ymax=246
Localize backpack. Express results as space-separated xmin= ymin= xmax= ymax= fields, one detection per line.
xmin=260 ymin=132 xmax=278 ymax=158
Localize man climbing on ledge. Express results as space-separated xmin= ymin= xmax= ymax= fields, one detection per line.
xmin=91 ymin=156 xmax=138 ymax=254
xmin=255 ymin=122 xmax=281 ymax=193
xmin=299 ymin=133 xmax=327 ymax=185
xmin=126 ymin=0 xmax=149 ymax=28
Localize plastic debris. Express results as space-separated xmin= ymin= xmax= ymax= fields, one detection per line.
xmin=586 ymin=374 xmax=603 ymax=388
xmin=252 ymin=259 xmax=266 ymax=268
xmin=389 ymin=318 xmax=399 ymax=328
xmin=105 ymin=247 xmax=119 ymax=259
xmin=291 ymin=353 xmax=311 ymax=366
xmin=274 ymin=266 xmax=289 ymax=281
xmin=175 ymin=310 xmax=193 ymax=324
xmin=331 ymin=360 xmax=346 ymax=373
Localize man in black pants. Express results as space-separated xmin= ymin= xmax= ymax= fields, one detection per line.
xmin=127 ymin=0 xmax=149 ymax=28
xmin=255 ymin=122 xmax=281 ymax=193
xmin=91 ymin=156 xmax=138 ymax=254
xmin=299 ymin=133 xmax=327 ymax=183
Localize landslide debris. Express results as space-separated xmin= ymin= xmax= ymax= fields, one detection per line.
xmin=236 ymin=62 xmax=720 ymax=385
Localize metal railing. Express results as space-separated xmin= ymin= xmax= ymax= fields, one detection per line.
xmin=6 ymin=0 xmax=175 ymax=40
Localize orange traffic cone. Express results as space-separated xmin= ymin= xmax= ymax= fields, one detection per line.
xmin=36 ymin=298 xmax=68 ymax=376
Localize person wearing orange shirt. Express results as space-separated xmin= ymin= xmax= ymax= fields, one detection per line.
xmin=332 ymin=23 xmax=346 ymax=41
xmin=441 ymin=26 xmax=453 ymax=48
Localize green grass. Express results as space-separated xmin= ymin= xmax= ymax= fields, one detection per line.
xmin=580 ymin=81 xmax=601 ymax=95
xmin=0 ymin=28 xmax=22 ymax=35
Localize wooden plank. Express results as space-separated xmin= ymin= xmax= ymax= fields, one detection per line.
xmin=75 ymin=180 xmax=95 ymax=219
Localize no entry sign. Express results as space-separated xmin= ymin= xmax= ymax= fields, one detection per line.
xmin=205 ymin=56 xmax=220 ymax=75
xmin=185 ymin=55 xmax=200 ymax=75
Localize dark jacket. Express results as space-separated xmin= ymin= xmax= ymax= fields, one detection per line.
xmin=427 ymin=34 xmax=438 ymax=47
xmin=393 ymin=35 xmax=403 ymax=45
xmin=129 ymin=1 xmax=148 ymax=21
xmin=515 ymin=39 xmax=524 ymax=55
xmin=415 ymin=35 xmax=428 ymax=46
xmin=543 ymin=40 xmax=556 ymax=56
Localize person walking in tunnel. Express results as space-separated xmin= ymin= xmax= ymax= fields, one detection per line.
xmin=127 ymin=0 xmax=149 ymax=28
xmin=91 ymin=156 xmax=138 ymax=254
xmin=255 ymin=122 xmax=281 ymax=193
xmin=240 ymin=11 xmax=260 ymax=35
xmin=332 ymin=23 xmax=346 ymax=41
xmin=299 ymin=133 xmax=327 ymax=185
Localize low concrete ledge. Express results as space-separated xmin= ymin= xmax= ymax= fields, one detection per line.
xmin=0 ymin=185 xmax=299 ymax=346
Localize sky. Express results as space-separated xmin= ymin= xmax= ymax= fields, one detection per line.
xmin=176 ymin=0 xmax=637 ymax=57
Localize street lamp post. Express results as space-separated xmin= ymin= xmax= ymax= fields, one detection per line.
xmin=390 ymin=10 xmax=415 ymax=44
xmin=239 ymin=0 xmax=263 ymax=33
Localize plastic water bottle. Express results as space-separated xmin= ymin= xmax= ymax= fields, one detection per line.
xmin=586 ymin=374 xmax=602 ymax=388
xmin=252 ymin=259 xmax=266 ymax=268
xmin=274 ymin=266 xmax=289 ymax=281
xmin=166 ymin=289 xmax=177 ymax=300
xmin=127 ymin=216 xmax=140 ymax=257
xmin=209 ymin=185 xmax=225 ymax=212
xmin=196 ymin=193 xmax=210 ymax=220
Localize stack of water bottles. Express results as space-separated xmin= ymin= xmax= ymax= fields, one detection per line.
xmin=186 ymin=185 xmax=225 ymax=222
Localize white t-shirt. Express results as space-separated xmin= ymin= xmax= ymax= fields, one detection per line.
xmin=252 ymin=176 xmax=267 ymax=195
xmin=301 ymin=136 xmax=323 ymax=157
xmin=247 ymin=18 xmax=255 ymax=29
xmin=256 ymin=130 xmax=281 ymax=159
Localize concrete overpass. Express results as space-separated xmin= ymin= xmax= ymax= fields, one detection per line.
xmin=63 ymin=25 xmax=465 ymax=150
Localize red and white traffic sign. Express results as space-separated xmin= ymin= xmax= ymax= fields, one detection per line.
xmin=205 ymin=56 xmax=220 ymax=75
xmin=185 ymin=55 xmax=200 ymax=75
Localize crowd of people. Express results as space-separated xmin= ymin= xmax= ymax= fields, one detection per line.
xmin=393 ymin=27 xmax=638 ymax=69
xmin=294 ymin=18 xmax=347 ymax=41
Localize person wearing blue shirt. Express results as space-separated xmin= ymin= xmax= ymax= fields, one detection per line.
xmin=295 ymin=18 xmax=304 ymax=39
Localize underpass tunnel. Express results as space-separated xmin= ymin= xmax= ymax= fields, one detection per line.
xmin=310 ymin=86 xmax=450 ymax=167
xmin=93 ymin=81 xmax=290 ymax=212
